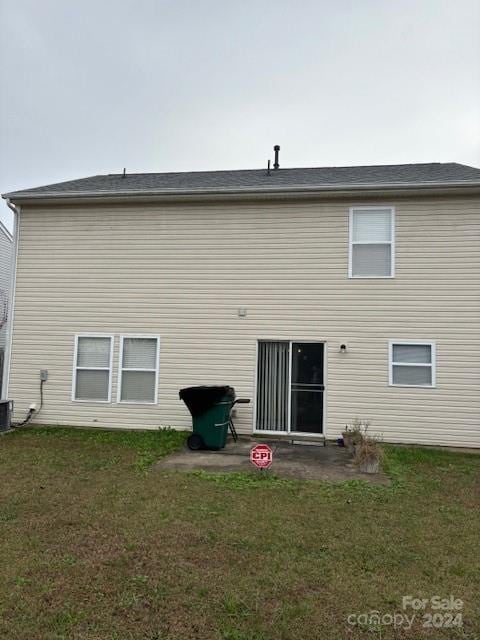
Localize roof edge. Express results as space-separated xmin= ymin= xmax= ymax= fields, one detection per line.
xmin=3 ymin=184 xmax=480 ymax=209
xmin=4 ymin=180 xmax=480 ymax=203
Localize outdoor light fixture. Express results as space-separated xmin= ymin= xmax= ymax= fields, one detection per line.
xmin=339 ymin=344 xmax=347 ymax=353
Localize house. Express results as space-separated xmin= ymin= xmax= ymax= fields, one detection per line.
xmin=0 ymin=219 xmax=13 ymax=396
xmin=2 ymin=160 xmax=480 ymax=447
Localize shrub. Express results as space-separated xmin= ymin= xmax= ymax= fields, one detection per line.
xmin=354 ymin=436 xmax=384 ymax=474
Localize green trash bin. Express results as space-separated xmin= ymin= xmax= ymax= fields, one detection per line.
xmin=179 ymin=386 xmax=235 ymax=450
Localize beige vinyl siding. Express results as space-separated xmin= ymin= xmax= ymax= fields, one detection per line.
xmin=7 ymin=195 xmax=480 ymax=447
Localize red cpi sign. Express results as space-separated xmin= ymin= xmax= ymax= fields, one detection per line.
xmin=250 ymin=444 xmax=273 ymax=469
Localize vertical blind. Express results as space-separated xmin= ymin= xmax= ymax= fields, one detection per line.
xmin=256 ymin=341 xmax=289 ymax=431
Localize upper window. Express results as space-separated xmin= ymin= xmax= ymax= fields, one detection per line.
xmin=118 ymin=336 xmax=160 ymax=404
xmin=349 ymin=207 xmax=395 ymax=278
xmin=73 ymin=335 xmax=113 ymax=402
xmin=389 ymin=342 xmax=436 ymax=387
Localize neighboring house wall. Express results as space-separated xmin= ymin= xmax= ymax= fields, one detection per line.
xmin=0 ymin=221 xmax=13 ymax=396
xmin=7 ymin=195 xmax=480 ymax=447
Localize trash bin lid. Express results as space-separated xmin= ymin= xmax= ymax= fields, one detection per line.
xmin=179 ymin=385 xmax=235 ymax=417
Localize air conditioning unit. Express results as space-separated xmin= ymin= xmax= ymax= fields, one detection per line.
xmin=0 ymin=400 xmax=13 ymax=432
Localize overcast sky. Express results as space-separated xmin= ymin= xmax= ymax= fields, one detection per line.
xmin=1 ymin=0 xmax=479 ymax=231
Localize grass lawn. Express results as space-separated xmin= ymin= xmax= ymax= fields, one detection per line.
xmin=0 ymin=427 xmax=478 ymax=640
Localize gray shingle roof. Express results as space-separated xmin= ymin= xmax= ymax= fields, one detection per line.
xmin=4 ymin=162 xmax=480 ymax=200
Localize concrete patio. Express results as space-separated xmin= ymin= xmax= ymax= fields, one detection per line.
xmin=156 ymin=437 xmax=390 ymax=484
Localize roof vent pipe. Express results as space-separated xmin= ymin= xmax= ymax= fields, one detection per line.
xmin=273 ymin=145 xmax=280 ymax=170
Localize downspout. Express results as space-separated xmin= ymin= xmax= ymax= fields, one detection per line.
xmin=2 ymin=199 xmax=19 ymax=400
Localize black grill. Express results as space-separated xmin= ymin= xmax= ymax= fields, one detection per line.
xmin=0 ymin=400 xmax=13 ymax=432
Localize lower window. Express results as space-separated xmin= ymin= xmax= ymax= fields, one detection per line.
xmin=73 ymin=335 xmax=113 ymax=402
xmin=118 ymin=336 xmax=160 ymax=403
xmin=389 ymin=342 xmax=436 ymax=387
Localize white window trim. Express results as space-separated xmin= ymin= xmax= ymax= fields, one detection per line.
xmin=72 ymin=334 xmax=114 ymax=403
xmin=348 ymin=206 xmax=395 ymax=278
xmin=388 ymin=340 xmax=436 ymax=388
xmin=117 ymin=334 xmax=160 ymax=405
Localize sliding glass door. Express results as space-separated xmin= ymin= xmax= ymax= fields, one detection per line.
xmin=290 ymin=342 xmax=324 ymax=433
xmin=255 ymin=341 xmax=325 ymax=434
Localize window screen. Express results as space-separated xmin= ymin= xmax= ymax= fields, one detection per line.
xmin=390 ymin=343 xmax=435 ymax=387
xmin=119 ymin=337 xmax=159 ymax=403
xmin=350 ymin=208 xmax=394 ymax=277
xmin=74 ymin=336 xmax=112 ymax=401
